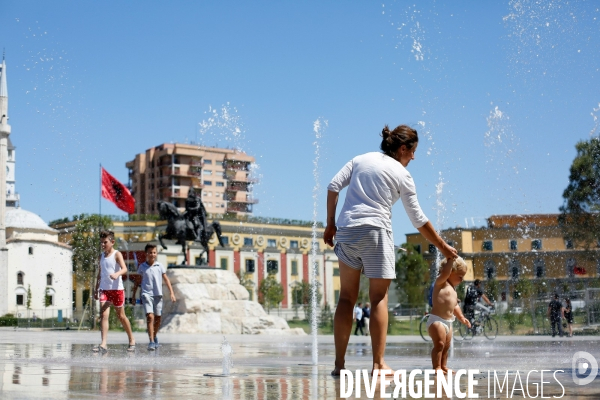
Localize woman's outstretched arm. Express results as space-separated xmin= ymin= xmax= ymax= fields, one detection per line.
xmin=417 ymin=221 xmax=458 ymax=260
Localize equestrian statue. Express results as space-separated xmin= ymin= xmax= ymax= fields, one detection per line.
xmin=157 ymin=188 xmax=225 ymax=265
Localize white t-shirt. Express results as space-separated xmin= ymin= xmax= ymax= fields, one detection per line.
xmin=99 ymin=250 xmax=124 ymax=291
xmin=354 ymin=306 xmax=363 ymax=320
xmin=327 ymin=152 xmax=428 ymax=231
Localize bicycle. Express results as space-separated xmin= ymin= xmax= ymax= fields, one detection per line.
xmin=459 ymin=303 xmax=498 ymax=340
xmin=419 ymin=312 xmax=463 ymax=342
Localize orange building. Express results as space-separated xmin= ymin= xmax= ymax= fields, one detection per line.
xmin=406 ymin=214 xmax=600 ymax=300
xmin=125 ymin=143 xmax=257 ymax=217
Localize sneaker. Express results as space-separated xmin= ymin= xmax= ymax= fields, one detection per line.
xmin=147 ymin=342 xmax=155 ymax=351
xmin=154 ymin=336 xmax=159 ymax=347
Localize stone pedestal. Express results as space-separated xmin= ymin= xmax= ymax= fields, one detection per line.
xmin=161 ymin=268 xmax=305 ymax=335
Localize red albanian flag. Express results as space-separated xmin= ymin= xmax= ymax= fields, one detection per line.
xmin=101 ymin=167 xmax=135 ymax=214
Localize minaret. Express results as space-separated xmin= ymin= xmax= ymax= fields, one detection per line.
xmin=0 ymin=52 xmax=10 ymax=315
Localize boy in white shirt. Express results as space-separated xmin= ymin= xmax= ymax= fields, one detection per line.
xmin=93 ymin=230 xmax=136 ymax=353
xmin=133 ymin=244 xmax=176 ymax=350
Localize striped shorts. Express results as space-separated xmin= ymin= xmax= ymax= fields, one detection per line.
xmin=334 ymin=225 xmax=396 ymax=279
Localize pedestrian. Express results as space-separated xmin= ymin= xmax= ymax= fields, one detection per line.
xmin=354 ymin=302 xmax=364 ymax=336
xmin=132 ymin=243 xmax=176 ymax=350
xmin=93 ymin=230 xmax=136 ymax=353
xmin=362 ymin=303 xmax=371 ymax=336
xmin=562 ymin=298 xmax=574 ymax=337
xmin=547 ymin=293 xmax=563 ymax=338
xmin=324 ymin=124 xmax=458 ymax=376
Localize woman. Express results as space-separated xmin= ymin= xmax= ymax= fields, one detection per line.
xmin=324 ymin=124 xmax=457 ymax=376
xmin=562 ymin=298 xmax=574 ymax=337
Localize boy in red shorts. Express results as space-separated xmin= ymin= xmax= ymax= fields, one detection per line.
xmin=93 ymin=230 xmax=136 ymax=353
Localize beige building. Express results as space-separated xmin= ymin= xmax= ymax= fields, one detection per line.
xmin=126 ymin=143 xmax=257 ymax=217
xmin=406 ymin=214 xmax=600 ymax=301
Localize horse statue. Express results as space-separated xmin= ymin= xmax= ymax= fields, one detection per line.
xmin=157 ymin=189 xmax=225 ymax=265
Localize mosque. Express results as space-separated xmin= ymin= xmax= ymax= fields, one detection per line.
xmin=0 ymin=55 xmax=73 ymax=320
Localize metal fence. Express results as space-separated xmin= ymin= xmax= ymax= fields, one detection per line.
xmin=10 ymin=308 xmax=79 ymax=329
xmin=586 ymin=288 xmax=600 ymax=326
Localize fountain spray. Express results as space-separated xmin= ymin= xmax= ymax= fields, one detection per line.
xmin=310 ymin=118 xmax=327 ymax=366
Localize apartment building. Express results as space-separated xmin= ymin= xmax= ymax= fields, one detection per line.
xmin=406 ymin=214 xmax=600 ymax=300
xmin=126 ymin=143 xmax=257 ymax=216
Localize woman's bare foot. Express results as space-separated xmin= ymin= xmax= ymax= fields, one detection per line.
xmin=331 ymin=362 xmax=345 ymax=377
xmin=371 ymin=363 xmax=395 ymax=377
xmin=441 ymin=366 xmax=453 ymax=375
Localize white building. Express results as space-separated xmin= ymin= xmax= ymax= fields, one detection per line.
xmin=6 ymin=208 xmax=73 ymax=319
xmin=0 ymin=55 xmax=73 ymax=319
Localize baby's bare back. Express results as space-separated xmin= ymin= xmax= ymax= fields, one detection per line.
xmin=430 ymin=282 xmax=457 ymax=320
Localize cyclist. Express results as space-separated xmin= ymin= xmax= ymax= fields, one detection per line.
xmin=463 ymin=279 xmax=493 ymax=325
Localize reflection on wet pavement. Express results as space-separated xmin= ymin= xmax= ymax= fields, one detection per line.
xmin=0 ymin=330 xmax=598 ymax=399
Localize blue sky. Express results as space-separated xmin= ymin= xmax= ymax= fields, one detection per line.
xmin=1 ymin=1 xmax=599 ymax=242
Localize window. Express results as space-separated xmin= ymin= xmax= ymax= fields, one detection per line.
xmin=245 ymin=259 xmax=255 ymax=273
xmin=509 ymin=240 xmax=518 ymax=251
xmin=221 ymin=236 xmax=229 ymax=245
xmin=46 ymin=274 xmax=53 ymax=286
xmin=16 ymin=294 xmax=24 ymax=305
xmin=216 ymin=182 xmax=225 ymax=187
xmin=535 ymin=258 xmax=545 ymax=278
xmin=565 ymin=239 xmax=574 ymax=249
xmin=195 ymin=257 xmax=204 ymax=266
xmin=510 ymin=260 xmax=520 ymax=279
xmin=173 ymin=157 xmax=180 ymax=164
xmin=484 ymin=260 xmax=496 ymax=279
xmin=334 ymin=290 xmax=340 ymax=304
xmin=204 ymin=159 xmax=212 ymax=164
xmin=482 ymin=240 xmax=493 ymax=251
xmin=204 ymin=180 xmax=212 ymax=186
xmin=267 ymin=260 xmax=278 ymax=274
xmin=220 ymin=258 xmax=228 ymax=270
xmin=173 ymin=200 xmax=179 ymax=207
xmin=290 ymin=240 xmax=299 ymax=248
xmin=203 ymin=170 xmax=212 ymax=175
xmin=532 ymin=239 xmax=542 ymax=250
xmin=17 ymin=272 xmax=23 ymax=285
xmin=28 ymin=247 xmax=33 ymax=255
xmin=244 ymin=237 xmax=253 ymax=246
xmin=291 ymin=260 xmax=298 ymax=276
xmin=333 ymin=267 xmax=340 ymax=276
xmin=566 ymin=258 xmax=576 ymax=277
xmin=428 ymin=244 xmax=437 ymax=254
xmin=267 ymin=239 xmax=276 ymax=247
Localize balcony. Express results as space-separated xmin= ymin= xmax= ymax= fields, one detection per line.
xmin=226 ymin=203 xmax=254 ymax=213
xmin=223 ymin=160 xmax=251 ymax=172
xmin=225 ymin=195 xmax=259 ymax=204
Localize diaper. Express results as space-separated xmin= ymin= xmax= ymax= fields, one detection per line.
xmin=426 ymin=314 xmax=455 ymax=334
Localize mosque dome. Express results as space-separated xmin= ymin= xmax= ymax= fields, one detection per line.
xmin=5 ymin=208 xmax=56 ymax=232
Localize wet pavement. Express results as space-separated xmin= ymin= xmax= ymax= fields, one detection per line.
xmin=0 ymin=329 xmax=598 ymax=399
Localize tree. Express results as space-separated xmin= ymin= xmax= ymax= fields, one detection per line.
xmin=44 ymin=287 xmax=52 ymax=308
xmin=236 ymin=270 xmax=255 ymax=299
xmin=70 ymin=214 xmax=113 ymax=328
xmin=484 ymin=278 xmax=500 ymax=302
xmin=559 ymin=137 xmax=600 ymax=250
xmin=291 ymin=280 xmax=322 ymax=323
xmin=394 ymin=243 xmax=428 ymax=305
xmin=258 ymin=274 xmax=284 ymax=314
xmin=26 ymin=284 xmax=32 ymax=311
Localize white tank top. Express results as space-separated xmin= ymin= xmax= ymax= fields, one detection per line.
xmin=99 ymin=250 xmax=124 ymax=290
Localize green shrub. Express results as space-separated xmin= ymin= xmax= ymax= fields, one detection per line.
xmin=0 ymin=314 xmax=18 ymax=327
